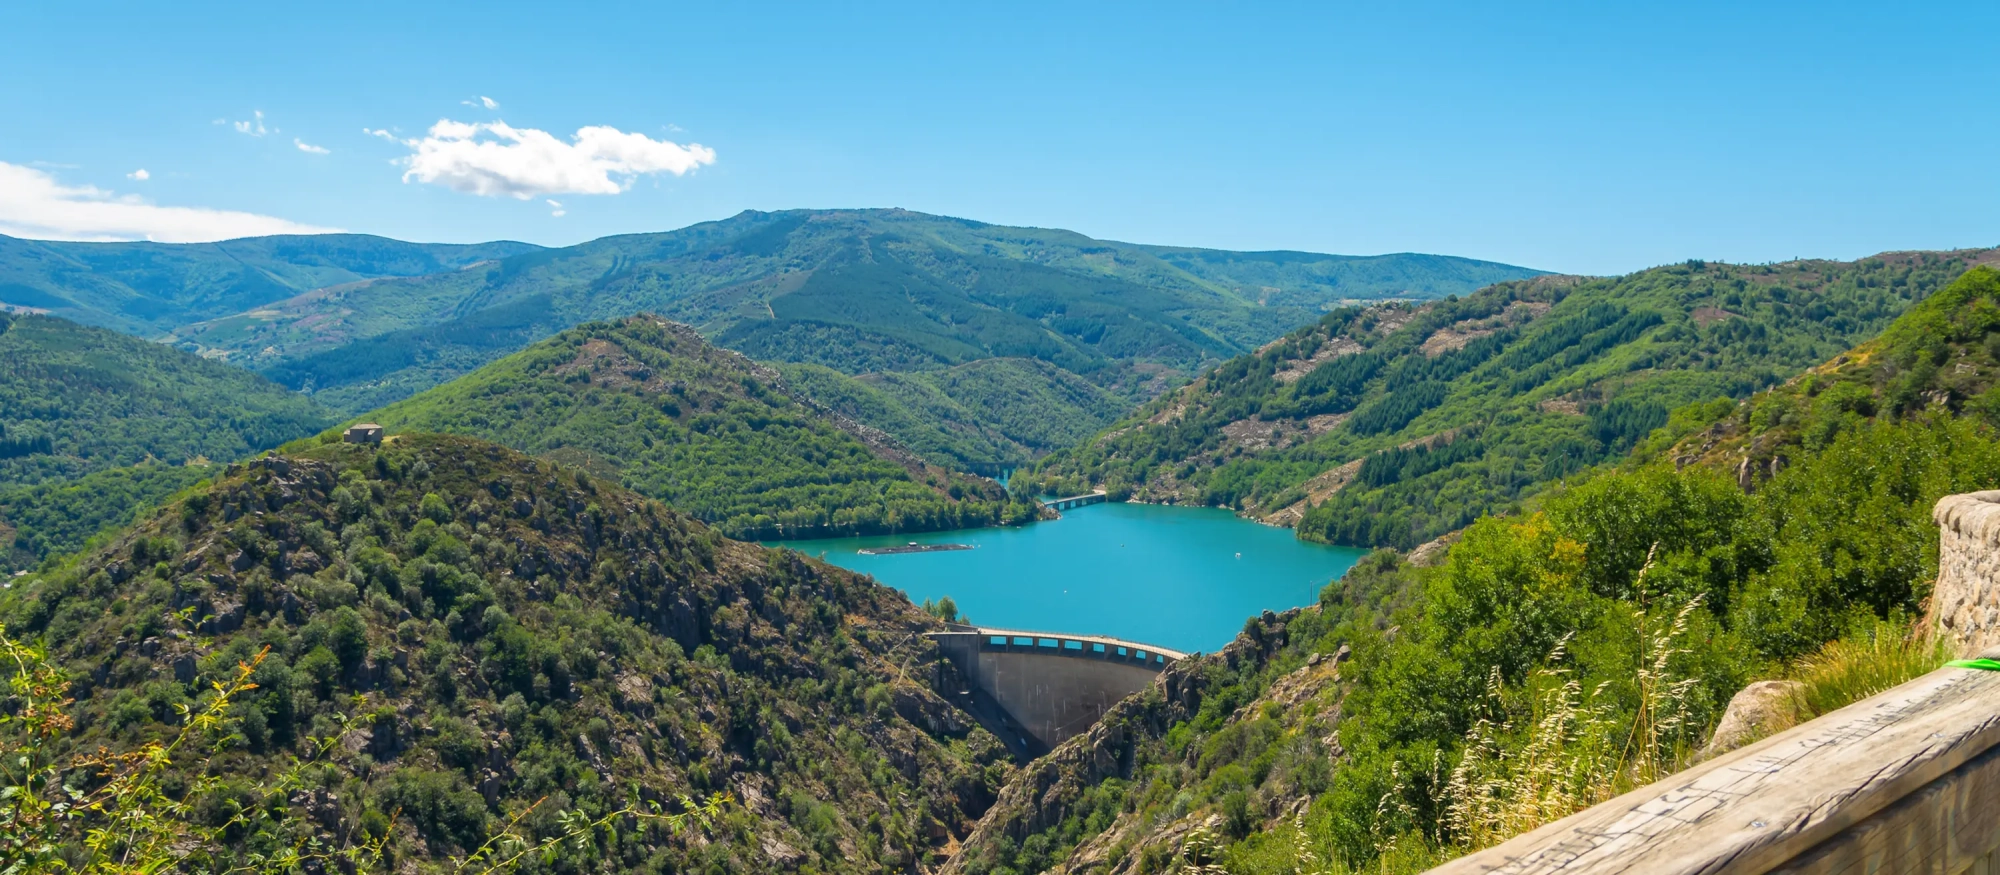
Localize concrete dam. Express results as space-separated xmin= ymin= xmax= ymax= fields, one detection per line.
xmin=928 ymin=625 xmax=1187 ymax=755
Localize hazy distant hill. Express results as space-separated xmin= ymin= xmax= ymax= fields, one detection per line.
xmin=149 ymin=210 xmax=1542 ymax=412
xmin=360 ymin=315 xmax=1041 ymax=539
xmin=1126 ymin=244 xmax=1539 ymax=309
xmin=0 ymin=233 xmax=541 ymax=334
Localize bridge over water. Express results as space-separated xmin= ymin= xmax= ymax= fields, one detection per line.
xmin=1044 ymin=491 xmax=1108 ymax=513
xmin=928 ymin=624 xmax=1186 ymax=754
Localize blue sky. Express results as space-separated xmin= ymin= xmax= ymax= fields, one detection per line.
xmin=2 ymin=1 xmax=1994 ymax=275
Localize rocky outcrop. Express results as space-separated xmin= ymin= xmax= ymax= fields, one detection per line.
xmin=1694 ymin=679 xmax=1804 ymax=762
xmin=1928 ymin=491 xmax=2000 ymax=655
xmin=1408 ymin=530 xmax=1463 ymax=567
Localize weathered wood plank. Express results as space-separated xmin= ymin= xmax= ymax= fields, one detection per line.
xmin=1428 ymin=666 xmax=2000 ymax=875
xmin=1769 ymin=742 xmax=2000 ymax=875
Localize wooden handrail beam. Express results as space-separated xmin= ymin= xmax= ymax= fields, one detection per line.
xmin=1429 ymin=661 xmax=2000 ymax=875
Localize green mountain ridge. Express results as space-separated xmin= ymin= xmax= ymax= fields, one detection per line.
xmin=358 ymin=315 xmax=1042 ymax=540
xmin=147 ymin=209 xmax=1542 ymax=414
xmin=1124 ymin=244 xmax=1540 ymax=309
xmin=7 ymin=252 xmax=2000 ymax=875
xmin=0 ymin=233 xmax=541 ymax=335
xmin=1 ymin=433 xmax=1013 ymax=872
xmin=1023 ymin=249 xmax=1996 ymax=549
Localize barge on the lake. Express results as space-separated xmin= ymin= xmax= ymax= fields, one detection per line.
xmin=858 ymin=542 xmax=975 ymax=555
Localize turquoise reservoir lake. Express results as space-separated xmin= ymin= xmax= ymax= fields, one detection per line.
xmin=770 ymin=502 xmax=1368 ymax=653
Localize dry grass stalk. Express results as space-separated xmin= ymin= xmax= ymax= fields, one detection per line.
xmin=1435 ymin=545 xmax=1707 ymax=854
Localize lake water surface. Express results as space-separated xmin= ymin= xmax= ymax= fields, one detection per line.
xmin=770 ymin=502 xmax=1367 ymax=653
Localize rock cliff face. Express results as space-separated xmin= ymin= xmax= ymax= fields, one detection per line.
xmin=1930 ymin=491 xmax=2000 ymax=655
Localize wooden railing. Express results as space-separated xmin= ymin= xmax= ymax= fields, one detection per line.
xmin=1429 ymin=652 xmax=2000 ymax=875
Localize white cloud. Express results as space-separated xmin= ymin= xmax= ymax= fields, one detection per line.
xmin=462 ymin=96 xmax=499 ymax=109
xmin=384 ymin=118 xmax=716 ymax=199
xmin=127 ymin=168 xmax=150 ymax=181
xmin=294 ymin=138 xmax=330 ymax=155
xmin=546 ymin=199 xmax=565 ymax=217
xmin=362 ymin=127 xmax=397 ymax=140
xmin=0 ymin=161 xmax=339 ymax=243
xmin=232 ymin=110 xmax=271 ymax=137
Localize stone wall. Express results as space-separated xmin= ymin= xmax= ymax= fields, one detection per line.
xmin=1930 ymin=490 xmax=2000 ymax=655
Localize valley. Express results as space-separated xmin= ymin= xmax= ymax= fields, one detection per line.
xmin=4 ymin=221 xmax=1999 ymax=875
xmin=12 ymin=9 xmax=1998 ymax=875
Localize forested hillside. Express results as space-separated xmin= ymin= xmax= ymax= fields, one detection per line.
xmin=148 ymin=210 xmax=1539 ymax=416
xmin=0 ymin=313 xmax=334 ymax=569
xmin=0 ymin=233 xmax=538 ymax=334
xmin=360 ymin=316 xmax=1040 ymax=539
xmin=1025 ymin=250 xmax=1995 ymax=548
xmin=1126 ymin=245 xmax=1545 ymax=310
xmin=1650 ymin=263 xmax=2000 ymax=483
xmin=0 ymin=434 xmax=1013 ymax=872
xmin=778 ymin=358 xmax=1129 ymax=474
xmin=0 ymin=463 xmax=212 ymax=572
xmin=0 ymin=313 xmax=331 ymax=487
xmin=950 ymin=265 xmax=2000 ymax=875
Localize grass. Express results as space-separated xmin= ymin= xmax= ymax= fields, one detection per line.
xmin=1788 ymin=618 xmax=1956 ymax=722
xmin=1437 ymin=586 xmax=1708 ymax=857
xmin=1381 ymin=615 xmax=1950 ymax=875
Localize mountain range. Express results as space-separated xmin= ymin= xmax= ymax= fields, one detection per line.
xmin=0 ymin=210 xmax=1543 ymax=566
xmin=12 ymin=265 xmax=1999 ymax=874
xmin=0 ymin=233 xmax=539 ymax=335
xmin=2 ymin=211 xmax=1545 ymax=419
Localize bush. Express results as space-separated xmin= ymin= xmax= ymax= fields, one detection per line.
xmin=373 ymin=769 xmax=490 ymax=854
